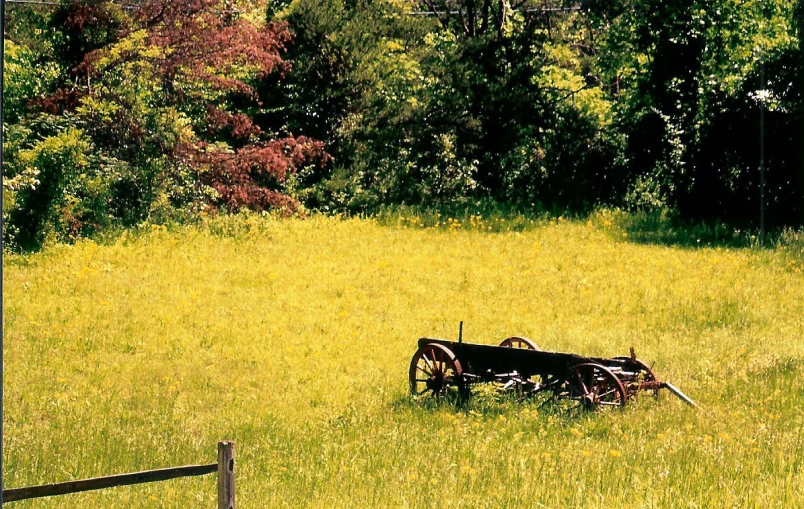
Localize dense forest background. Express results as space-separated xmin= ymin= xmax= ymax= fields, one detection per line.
xmin=2 ymin=0 xmax=803 ymax=250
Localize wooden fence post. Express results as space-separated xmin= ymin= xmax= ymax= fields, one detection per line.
xmin=217 ymin=441 xmax=235 ymax=509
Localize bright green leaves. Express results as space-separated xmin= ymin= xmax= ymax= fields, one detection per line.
xmin=3 ymin=39 xmax=61 ymax=124
xmin=4 ymin=126 xmax=117 ymax=249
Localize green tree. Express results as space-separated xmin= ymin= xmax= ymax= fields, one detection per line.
xmin=597 ymin=0 xmax=800 ymax=225
xmin=3 ymin=40 xmax=60 ymax=124
xmin=270 ymin=0 xmax=624 ymax=212
xmin=3 ymin=0 xmax=329 ymax=250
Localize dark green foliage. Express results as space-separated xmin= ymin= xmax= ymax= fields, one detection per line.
xmin=691 ymin=52 xmax=803 ymax=225
xmin=3 ymin=0 xmax=803 ymax=250
xmin=594 ymin=0 xmax=801 ymax=227
xmin=266 ymin=0 xmax=624 ymax=213
xmin=50 ymin=1 xmax=125 ymax=74
xmin=4 ymin=120 xmax=113 ymax=250
xmin=799 ymin=0 xmax=804 ymax=214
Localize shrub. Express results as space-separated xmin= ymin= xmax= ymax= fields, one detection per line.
xmin=4 ymin=126 xmax=114 ymax=250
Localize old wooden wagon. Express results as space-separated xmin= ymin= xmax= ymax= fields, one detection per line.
xmin=409 ymin=332 xmax=696 ymax=410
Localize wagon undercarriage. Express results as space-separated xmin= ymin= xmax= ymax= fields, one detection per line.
xmin=409 ymin=336 xmax=696 ymax=410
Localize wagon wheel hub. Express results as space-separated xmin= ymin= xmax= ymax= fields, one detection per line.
xmin=426 ymin=372 xmax=444 ymax=393
xmin=582 ymin=393 xmax=598 ymax=409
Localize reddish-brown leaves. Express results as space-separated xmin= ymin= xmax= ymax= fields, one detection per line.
xmin=132 ymin=0 xmax=292 ymax=99
xmin=205 ymin=105 xmax=263 ymax=141
xmin=37 ymin=0 xmax=328 ymax=215
xmin=179 ymin=137 xmax=331 ymax=213
xmin=29 ymin=88 xmax=84 ymax=115
xmin=59 ymin=1 xmax=118 ymax=32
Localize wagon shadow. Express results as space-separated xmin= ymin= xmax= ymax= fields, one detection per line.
xmin=391 ymin=392 xmax=470 ymax=413
xmin=390 ymin=388 xmax=627 ymax=421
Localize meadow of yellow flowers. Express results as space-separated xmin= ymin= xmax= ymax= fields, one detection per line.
xmin=4 ymin=213 xmax=803 ymax=507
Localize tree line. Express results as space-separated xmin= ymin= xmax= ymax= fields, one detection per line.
xmin=2 ymin=0 xmax=803 ymax=250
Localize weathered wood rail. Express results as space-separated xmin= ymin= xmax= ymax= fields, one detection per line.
xmin=2 ymin=441 xmax=235 ymax=508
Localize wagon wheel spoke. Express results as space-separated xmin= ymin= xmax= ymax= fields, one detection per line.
xmin=434 ymin=350 xmax=444 ymax=374
xmin=411 ymin=380 xmax=432 ymax=397
xmin=586 ymin=370 xmax=596 ymax=395
xmin=562 ymin=363 xmax=627 ymax=410
xmin=574 ymin=370 xmax=589 ymax=395
xmin=428 ymin=349 xmax=439 ymax=373
xmin=499 ymin=336 xmax=540 ymax=350
xmin=413 ymin=376 xmax=430 ymax=395
xmin=594 ymin=378 xmax=610 ymax=397
xmin=597 ymin=379 xmax=624 ymax=403
xmin=417 ymin=365 xmax=432 ymax=377
xmin=420 ymin=354 xmax=434 ymax=373
xmin=597 ymin=388 xmax=619 ymax=400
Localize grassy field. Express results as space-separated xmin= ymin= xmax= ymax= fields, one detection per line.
xmin=4 ymin=214 xmax=804 ymax=508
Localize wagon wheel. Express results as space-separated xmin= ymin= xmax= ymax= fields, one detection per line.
xmin=559 ymin=363 xmax=626 ymax=410
xmin=409 ymin=343 xmax=464 ymax=399
xmin=498 ymin=336 xmax=540 ymax=350
xmin=613 ymin=356 xmax=659 ymax=397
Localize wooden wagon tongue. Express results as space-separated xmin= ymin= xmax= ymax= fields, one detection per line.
xmin=662 ymin=382 xmax=698 ymax=407
xmin=409 ymin=328 xmax=698 ymax=410
xmin=626 ymin=346 xmax=698 ymax=408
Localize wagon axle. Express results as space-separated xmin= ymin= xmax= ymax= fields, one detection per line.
xmin=409 ymin=336 xmax=697 ymax=410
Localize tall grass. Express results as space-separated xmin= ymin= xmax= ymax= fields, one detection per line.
xmin=3 ymin=215 xmax=803 ymax=507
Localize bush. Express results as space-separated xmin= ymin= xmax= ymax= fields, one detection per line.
xmin=4 ymin=126 xmax=114 ymax=250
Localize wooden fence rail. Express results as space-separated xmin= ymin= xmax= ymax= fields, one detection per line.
xmin=2 ymin=441 xmax=235 ymax=508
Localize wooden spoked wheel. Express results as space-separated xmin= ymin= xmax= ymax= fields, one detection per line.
xmin=562 ymin=363 xmax=626 ymax=410
xmin=409 ymin=343 xmax=464 ymax=398
xmin=498 ymin=336 xmax=540 ymax=350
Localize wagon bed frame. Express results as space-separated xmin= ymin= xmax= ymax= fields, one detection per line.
xmin=409 ymin=334 xmax=696 ymax=410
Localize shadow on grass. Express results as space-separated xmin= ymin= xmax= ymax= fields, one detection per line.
xmin=755 ymin=356 xmax=802 ymax=379
xmin=592 ymin=209 xmax=804 ymax=257
xmin=595 ymin=209 xmax=761 ymax=249
xmin=390 ymin=385 xmax=639 ymax=421
xmin=373 ymin=201 xmax=581 ymax=233
xmin=373 ymin=202 xmax=801 ymax=251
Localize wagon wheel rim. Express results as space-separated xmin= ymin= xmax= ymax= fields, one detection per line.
xmin=499 ymin=336 xmax=540 ymax=351
xmin=560 ymin=363 xmax=626 ymax=410
xmin=409 ymin=343 xmax=463 ymax=398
